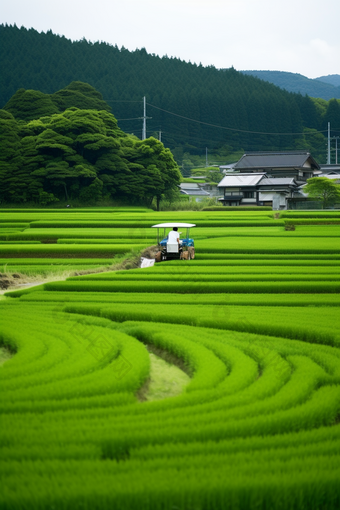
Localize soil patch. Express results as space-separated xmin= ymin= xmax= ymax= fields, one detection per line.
xmin=137 ymin=349 xmax=191 ymax=402
xmin=0 ymin=346 xmax=14 ymax=366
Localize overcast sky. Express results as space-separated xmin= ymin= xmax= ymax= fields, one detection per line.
xmin=2 ymin=0 xmax=339 ymax=79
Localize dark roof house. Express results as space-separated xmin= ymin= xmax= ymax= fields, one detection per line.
xmin=234 ymin=151 xmax=320 ymax=182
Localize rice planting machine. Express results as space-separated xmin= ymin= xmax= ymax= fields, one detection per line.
xmin=152 ymin=223 xmax=196 ymax=262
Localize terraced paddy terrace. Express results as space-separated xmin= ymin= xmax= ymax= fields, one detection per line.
xmin=1 ymin=206 xmax=340 ymax=509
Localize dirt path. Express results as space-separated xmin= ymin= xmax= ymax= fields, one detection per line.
xmin=0 ymin=249 xmax=158 ymax=297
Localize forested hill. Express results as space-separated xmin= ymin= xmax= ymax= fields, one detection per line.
xmin=1 ymin=24 xmax=340 ymax=165
xmin=240 ymin=71 xmax=340 ymax=101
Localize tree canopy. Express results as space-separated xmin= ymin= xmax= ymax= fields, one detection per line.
xmin=0 ymin=87 xmax=181 ymax=207
xmin=304 ymin=177 xmax=340 ymax=208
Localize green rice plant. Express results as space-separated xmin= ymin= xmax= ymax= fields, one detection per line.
xmin=197 ymin=236 xmax=340 ymax=253
xmin=1 ymin=206 xmax=340 ymax=510
xmin=1 ymin=458 xmax=340 ymax=510
xmin=81 ymin=265 xmax=340 ymax=276
xmin=1 ymin=300 xmax=340 ymax=509
xmin=132 ymin=422 xmax=340 ymax=460
xmin=202 ymin=206 xmax=272 ymax=211
xmin=28 ymin=219 xmax=285 ymax=229
xmin=0 ymin=241 xmax=41 ymax=244
xmin=0 ymin=264 xmax=102 ymax=276
xmin=0 ymin=243 xmax=148 ymax=256
xmin=173 ymin=257 xmax=340 ymax=265
xmin=135 ymin=264 xmax=340 ymax=274
xmin=191 ymin=253 xmax=340 ymax=259
xmin=0 ymin=306 xmax=150 ymax=410
xmin=69 ymin=273 xmax=340 ymax=283
xmin=196 ymin=225 xmax=340 ymax=237
xmin=57 ymin=238 xmax=154 ymax=244
xmin=0 ymin=223 xmax=30 ymax=228
xmin=0 ymin=258 xmax=116 ymax=265
xmin=3 ymin=228 xmax=157 ymax=241
xmin=62 ymin=302 xmax=340 ymax=346
xmin=19 ymin=291 xmax=340 ymax=307
xmin=285 ymin=219 xmax=340 ymax=225
xmin=43 ymin=279 xmax=340 ymax=294
xmin=281 ymin=212 xmax=340 ymax=218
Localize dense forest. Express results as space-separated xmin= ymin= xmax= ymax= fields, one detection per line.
xmin=240 ymin=71 xmax=340 ymax=101
xmin=1 ymin=23 xmax=340 ymax=168
xmin=0 ymin=82 xmax=181 ymax=206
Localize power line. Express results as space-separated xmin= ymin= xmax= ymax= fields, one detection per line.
xmin=104 ymin=99 xmax=142 ymax=103
xmin=116 ymin=117 xmax=142 ymax=121
xmin=146 ymin=101 xmax=328 ymax=137
xmin=105 ymin=97 xmax=333 ymax=140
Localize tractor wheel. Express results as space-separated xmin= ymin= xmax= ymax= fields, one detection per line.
xmin=155 ymin=251 xmax=162 ymax=263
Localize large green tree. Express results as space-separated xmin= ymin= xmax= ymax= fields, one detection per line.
xmin=304 ymin=177 xmax=340 ymax=208
xmin=0 ymin=102 xmax=181 ymax=206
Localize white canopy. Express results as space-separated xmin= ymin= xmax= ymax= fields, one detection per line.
xmin=152 ymin=223 xmax=196 ymax=228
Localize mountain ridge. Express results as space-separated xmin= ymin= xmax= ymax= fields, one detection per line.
xmin=239 ymin=70 xmax=340 ymax=100
xmin=1 ymin=24 xmax=339 ymax=166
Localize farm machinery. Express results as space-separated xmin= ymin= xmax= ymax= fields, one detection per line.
xmin=152 ymin=223 xmax=196 ymax=262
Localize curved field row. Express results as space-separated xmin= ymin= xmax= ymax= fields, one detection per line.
xmin=0 ymin=299 xmax=340 ymax=509
xmin=1 ymin=209 xmax=340 ymax=509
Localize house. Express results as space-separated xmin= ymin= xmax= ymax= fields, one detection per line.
xmin=258 ymin=177 xmax=299 ymax=209
xmin=219 ymin=164 xmax=237 ymax=174
xmin=179 ymin=183 xmax=210 ymax=202
xmin=217 ymin=173 xmax=300 ymax=209
xmin=318 ymin=166 xmax=340 ymax=184
xmin=233 ymin=151 xmax=320 ymax=183
xmin=199 ymin=181 xmax=224 ymax=198
xmin=217 ymin=173 xmax=266 ymax=206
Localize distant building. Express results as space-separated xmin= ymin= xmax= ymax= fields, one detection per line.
xmin=219 ymin=164 xmax=237 ymax=174
xmin=233 ymin=151 xmax=320 ymax=183
xmin=179 ymin=183 xmax=210 ymax=202
xmin=217 ymin=173 xmax=300 ymax=209
xmin=318 ymin=165 xmax=340 ymax=184
xmin=217 ymin=173 xmax=265 ymax=207
xmin=258 ymin=177 xmax=300 ymax=209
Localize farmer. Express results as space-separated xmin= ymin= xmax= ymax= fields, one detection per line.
xmin=167 ymin=227 xmax=182 ymax=254
xmin=167 ymin=226 xmax=180 ymax=245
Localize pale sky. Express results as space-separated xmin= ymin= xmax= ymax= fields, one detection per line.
xmin=2 ymin=0 xmax=339 ymax=79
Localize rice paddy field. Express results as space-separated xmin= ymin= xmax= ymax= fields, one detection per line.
xmin=1 ymin=207 xmax=340 ymax=509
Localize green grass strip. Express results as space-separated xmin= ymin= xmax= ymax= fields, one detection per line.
xmin=43 ymin=280 xmax=340 ymax=294
xmin=19 ymin=291 xmax=340 ymax=307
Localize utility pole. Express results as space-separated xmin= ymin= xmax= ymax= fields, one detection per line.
xmin=327 ymin=122 xmax=331 ymax=164
xmin=141 ymin=96 xmax=151 ymax=140
xmin=159 ymin=130 xmax=162 ymax=142
xmin=334 ymin=136 xmax=339 ymax=165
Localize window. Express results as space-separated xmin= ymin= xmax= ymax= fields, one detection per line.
xmin=244 ymin=191 xmax=254 ymax=198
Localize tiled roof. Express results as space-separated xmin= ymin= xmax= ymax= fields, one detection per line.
xmin=180 ymin=189 xmax=210 ymax=196
xmin=259 ymin=178 xmax=296 ymax=186
xmin=180 ymin=183 xmax=201 ymax=189
xmin=319 ymin=174 xmax=340 ymax=180
xmin=234 ymin=152 xmax=319 ymax=170
xmin=217 ymin=173 xmax=266 ymax=187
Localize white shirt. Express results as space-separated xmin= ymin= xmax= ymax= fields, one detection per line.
xmin=167 ymin=230 xmax=179 ymax=243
